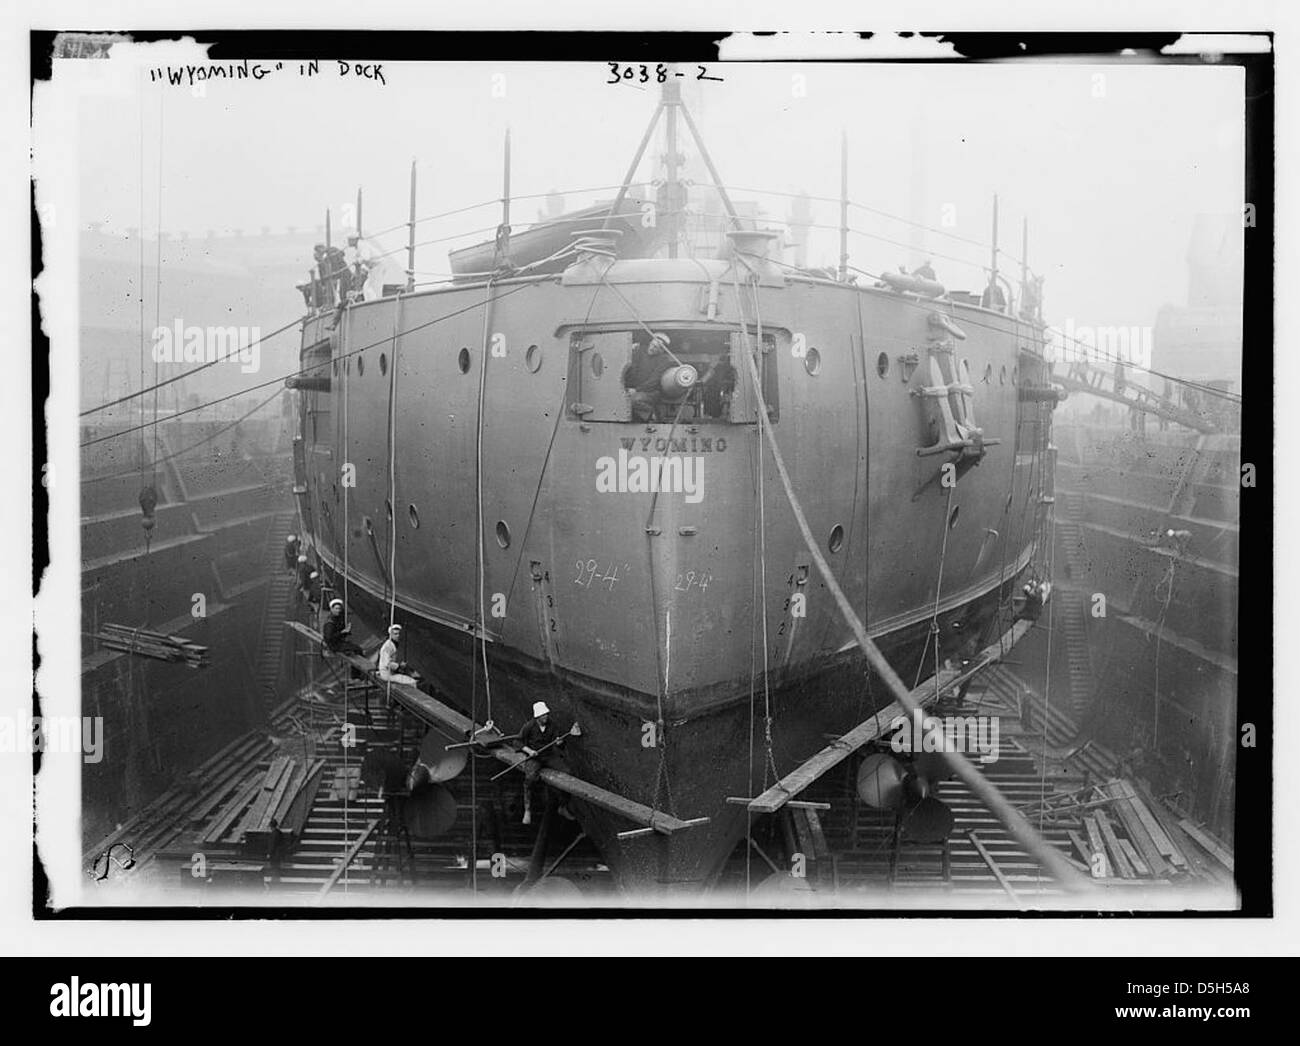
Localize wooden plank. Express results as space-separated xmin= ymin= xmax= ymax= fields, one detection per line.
xmin=967 ymin=831 xmax=1024 ymax=908
xmin=749 ymin=617 xmax=1035 ymax=814
xmin=1125 ymin=789 xmax=1187 ymax=867
xmin=1083 ymin=815 xmax=1109 ymax=877
xmin=1102 ymin=781 xmax=1171 ymax=877
xmin=1178 ymin=819 xmax=1234 ymax=872
xmin=236 ymin=758 xmax=292 ymax=839
xmin=279 ymin=760 xmax=328 ymax=837
xmin=1094 ymin=809 xmax=1134 ymax=879
xmin=1067 ymin=829 xmax=1093 ymax=868
xmin=258 ymin=760 xmax=299 ymax=831
xmin=202 ymin=777 xmax=262 ymax=844
xmin=270 ymin=760 xmax=309 ymax=826
xmin=803 ymin=808 xmax=831 ymax=859
xmin=340 ymin=649 xmax=703 ymax=834
xmin=314 ymin=819 xmax=382 ymax=901
xmin=1118 ymin=838 xmax=1150 ymax=877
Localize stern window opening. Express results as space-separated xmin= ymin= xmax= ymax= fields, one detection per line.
xmin=567 ymin=327 xmax=777 ymax=423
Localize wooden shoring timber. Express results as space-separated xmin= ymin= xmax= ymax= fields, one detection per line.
xmin=1177 ymin=819 xmax=1234 ymax=872
xmin=967 ymin=831 xmax=1024 ymax=908
xmin=1101 ymin=781 xmax=1172 ymax=878
xmin=747 ymin=616 xmax=1035 ymax=815
xmin=1094 ymin=809 xmax=1135 ymax=879
xmin=314 ymin=818 xmax=381 ymax=902
xmin=285 ymin=621 xmax=707 ymax=836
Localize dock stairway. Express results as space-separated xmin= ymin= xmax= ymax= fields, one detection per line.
xmin=252 ymin=511 xmax=298 ymax=714
xmin=1054 ymin=489 xmax=1096 ymax=719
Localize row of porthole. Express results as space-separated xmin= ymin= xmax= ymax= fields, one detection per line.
xmin=874 ymin=351 xmax=1017 ymax=384
xmin=331 ymin=345 xmax=545 ymax=377
xmin=327 ymin=493 xmax=516 ymax=550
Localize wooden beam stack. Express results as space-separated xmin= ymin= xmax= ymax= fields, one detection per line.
xmin=96 ymin=623 xmax=211 ymax=669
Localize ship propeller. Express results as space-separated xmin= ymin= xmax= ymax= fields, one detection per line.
xmin=416 ymin=728 xmax=469 ymax=783
xmin=403 ymin=782 xmax=459 ymax=839
xmin=857 ymin=750 xmax=956 ymax=845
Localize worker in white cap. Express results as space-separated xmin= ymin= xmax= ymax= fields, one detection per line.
xmin=322 ymin=597 xmax=363 ymax=655
xmin=376 ymin=623 xmax=420 ymax=687
xmin=517 ymin=700 xmax=580 ymax=825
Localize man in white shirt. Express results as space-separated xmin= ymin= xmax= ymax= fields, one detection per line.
xmin=376 ymin=623 xmax=419 ymax=686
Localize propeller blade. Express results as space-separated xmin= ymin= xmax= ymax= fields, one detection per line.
xmin=417 ymin=729 xmax=469 ymax=783
xmin=402 ymin=782 xmax=458 ymax=839
xmin=856 ymin=752 xmax=907 ymax=810
xmin=901 ymin=794 xmax=955 ymax=844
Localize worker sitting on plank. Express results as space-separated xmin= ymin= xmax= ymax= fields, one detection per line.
xmin=518 ymin=701 xmax=580 ymax=825
xmin=322 ymin=598 xmax=364 ymax=655
xmin=376 ymin=624 xmax=421 ymax=687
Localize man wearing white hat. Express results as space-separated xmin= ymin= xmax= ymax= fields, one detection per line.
xmin=376 ymin=623 xmax=420 ymax=686
xmin=517 ymin=700 xmax=579 ymax=825
xmin=322 ymin=598 xmax=363 ymax=655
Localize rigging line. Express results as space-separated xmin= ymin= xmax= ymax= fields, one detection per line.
xmin=474 ymin=278 xmax=497 ymax=725
xmin=1035 ymin=452 xmax=1060 ymax=888
xmin=501 ymin=280 xmax=609 ymax=618
xmin=756 ymin=251 xmax=1238 ymax=407
xmin=80 ymin=283 xmax=538 ymax=447
xmin=750 ymin=277 xmax=778 ymax=785
xmin=596 ymin=278 xmax=687 ymax=368
xmin=746 ymin=384 xmax=760 ymax=900
xmin=926 ymin=484 xmax=957 ymax=703
xmin=81 ymin=315 xmax=304 ymax=417
xmin=733 ymin=302 xmax=1090 ymax=892
xmin=362 ymin=182 xmax=630 ymax=240
xmin=136 ymin=79 xmax=145 ymax=482
xmin=151 ymin=91 xmax=164 ymax=484
xmin=733 ymin=269 xmax=777 ymax=786
xmin=81 ymin=388 xmax=281 ymax=484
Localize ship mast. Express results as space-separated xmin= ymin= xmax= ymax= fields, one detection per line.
xmin=604 ymin=78 xmax=743 ymax=254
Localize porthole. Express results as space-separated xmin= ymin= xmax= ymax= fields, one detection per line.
xmin=385 ymin=499 xmax=393 ymax=521
xmin=332 ymin=483 xmax=338 ymax=501
xmin=591 ymin=351 xmax=605 ymax=378
xmin=1012 ymin=366 xmax=1019 ymax=384
xmin=961 ymin=358 xmax=970 ymax=378
xmin=876 ymin=352 xmax=890 ymax=379
xmin=380 ymin=352 xmax=388 ymax=376
xmin=948 ymin=506 xmax=960 ymax=530
xmin=828 ymin=523 xmax=844 ymax=553
xmin=458 ymin=347 xmax=471 ymax=373
xmin=408 ymin=503 xmax=420 ymax=529
xmin=999 ymin=365 xmax=1007 ymax=385
xmin=357 ymin=355 xmax=365 ymax=377
xmin=364 ymin=515 xmax=374 ymax=536
xmin=495 ymin=520 xmax=511 ymax=549
xmin=804 ymin=347 xmax=822 ymax=376
xmin=983 ymin=363 xmax=993 ymax=384
xmin=525 ymin=343 xmax=542 ymax=373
